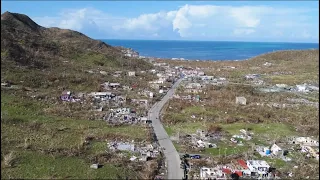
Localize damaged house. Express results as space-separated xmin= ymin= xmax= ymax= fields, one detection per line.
xmin=89 ymin=92 xmax=116 ymax=100
xmin=60 ymin=91 xmax=80 ymax=102
xmin=185 ymin=83 xmax=203 ymax=93
xmin=100 ymin=82 xmax=121 ymax=90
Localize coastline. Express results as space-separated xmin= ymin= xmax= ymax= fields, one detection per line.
xmin=104 ymin=39 xmax=319 ymax=62
xmin=120 ymin=46 xmax=319 ymax=63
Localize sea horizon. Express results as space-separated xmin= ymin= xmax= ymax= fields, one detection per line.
xmin=101 ymin=39 xmax=319 ymax=61
xmin=101 ymin=38 xmax=319 ymax=44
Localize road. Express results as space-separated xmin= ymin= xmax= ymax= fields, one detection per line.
xmin=149 ymin=78 xmax=184 ymax=179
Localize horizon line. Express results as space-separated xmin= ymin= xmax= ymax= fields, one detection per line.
xmin=98 ymin=38 xmax=319 ymax=44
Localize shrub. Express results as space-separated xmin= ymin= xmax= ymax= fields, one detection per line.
xmin=207 ymin=124 xmax=223 ymax=134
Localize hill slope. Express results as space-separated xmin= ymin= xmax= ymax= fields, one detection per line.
xmin=1 ymin=11 xmax=152 ymax=90
xmin=1 ymin=12 xmax=156 ymax=179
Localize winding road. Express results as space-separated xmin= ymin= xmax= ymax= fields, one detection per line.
xmin=149 ymin=78 xmax=184 ymax=179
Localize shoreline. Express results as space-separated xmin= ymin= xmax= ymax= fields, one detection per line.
xmin=124 ymin=48 xmax=319 ymax=62
xmin=106 ymin=39 xmax=319 ymax=62
xmin=102 ymin=39 xmax=319 ymax=45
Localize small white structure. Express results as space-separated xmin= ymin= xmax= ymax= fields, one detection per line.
xmin=149 ymin=80 xmax=164 ymax=84
xmin=109 ymin=142 xmax=135 ymax=151
xmin=128 ymin=71 xmax=136 ymax=77
xmin=200 ymin=76 xmax=214 ymax=81
xmin=270 ymin=144 xmax=283 ymax=155
xmin=236 ymin=97 xmax=247 ymax=105
xmin=198 ymin=71 xmax=205 ymax=76
xmin=149 ymin=92 xmax=154 ymax=98
xmin=90 ymin=164 xmax=99 ymax=169
xmin=89 ymin=92 xmax=114 ymax=99
xmin=186 ymin=83 xmax=202 ymax=89
xmin=156 ymin=73 xmax=164 ymax=77
xmin=139 ymin=117 xmax=148 ymax=124
xmin=276 ymin=84 xmax=288 ymax=88
xmin=246 ymin=160 xmax=270 ymax=176
xmin=245 ymin=74 xmax=260 ymax=80
xmin=99 ymin=71 xmax=108 ymax=75
xmin=263 ymin=62 xmax=272 ymax=66
xmin=197 ymin=140 xmax=206 ymax=148
xmin=240 ymin=129 xmax=247 ymax=135
xmin=130 ymin=156 xmax=137 ymax=161
xmin=200 ymin=167 xmax=226 ymax=179
xmin=114 ymin=108 xmax=131 ymax=115
xmin=296 ymin=84 xmax=308 ymax=92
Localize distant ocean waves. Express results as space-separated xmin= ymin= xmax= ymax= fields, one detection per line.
xmin=102 ymin=39 xmax=319 ymax=61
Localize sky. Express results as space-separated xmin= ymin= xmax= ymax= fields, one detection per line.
xmin=1 ymin=1 xmax=319 ymax=43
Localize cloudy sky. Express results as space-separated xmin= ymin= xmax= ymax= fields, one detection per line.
xmin=2 ymin=1 xmax=319 ymax=43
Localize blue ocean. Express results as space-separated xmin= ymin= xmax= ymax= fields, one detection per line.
xmin=102 ymin=39 xmax=319 ymax=61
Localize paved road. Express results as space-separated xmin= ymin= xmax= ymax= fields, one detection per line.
xmin=149 ymin=78 xmax=184 ymax=179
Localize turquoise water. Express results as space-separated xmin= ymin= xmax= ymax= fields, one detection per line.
xmin=102 ymin=39 xmax=319 ymax=61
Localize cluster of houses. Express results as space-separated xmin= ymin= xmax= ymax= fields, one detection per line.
xmin=259 ymin=83 xmax=319 ymax=93
xmin=186 ymin=135 xmax=319 ymax=179
xmin=197 ymin=159 xmax=275 ymax=179
xmin=59 ymin=61 xmax=185 ymax=125
xmin=119 ymin=47 xmax=139 ymax=58
xmin=148 ymin=63 xmax=180 ymax=93
xmin=175 ymin=129 xmax=222 ymax=151
xmin=174 ymin=125 xmax=319 ymax=179
xmin=173 ymin=94 xmax=201 ymax=102
xmin=287 ymin=136 xmax=319 ymax=160
xmin=104 ymin=107 xmax=151 ymax=125
xmin=244 ymin=72 xmax=319 ymax=93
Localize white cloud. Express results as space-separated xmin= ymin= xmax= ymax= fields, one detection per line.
xmin=32 ymin=4 xmax=318 ymax=42
xmin=233 ymin=28 xmax=256 ymax=35
xmin=34 ymin=7 xmax=126 ymax=36
xmin=114 ymin=11 xmax=175 ymax=32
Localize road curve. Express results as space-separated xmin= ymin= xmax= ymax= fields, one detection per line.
xmin=149 ymin=78 xmax=184 ymax=179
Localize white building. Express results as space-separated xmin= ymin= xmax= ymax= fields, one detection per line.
xmin=296 ymin=84 xmax=308 ymax=92
xmin=114 ymin=108 xmax=131 ymax=115
xmin=270 ymin=144 xmax=283 ymax=155
xmin=156 ymin=73 xmax=164 ymax=77
xmin=245 ymin=74 xmax=260 ymax=80
xmin=149 ymin=80 xmax=164 ymax=84
xmin=200 ymin=167 xmax=226 ymax=180
xmin=186 ymin=83 xmax=202 ymax=89
xmin=139 ymin=117 xmax=148 ymax=123
xmin=198 ymin=71 xmax=205 ymax=76
xmin=236 ymin=97 xmax=247 ymax=105
xmin=246 ymin=160 xmax=270 ymax=177
xmin=128 ymin=71 xmax=136 ymax=77
xmin=200 ymin=76 xmax=214 ymax=81
xmin=89 ymin=92 xmax=114 ymax=99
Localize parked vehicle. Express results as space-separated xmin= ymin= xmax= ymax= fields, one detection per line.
xmin=190 ymin=155 xmax=201 ymax=159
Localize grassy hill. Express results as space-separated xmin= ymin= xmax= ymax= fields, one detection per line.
xmin=1 ymin=11 xmax=153 ymax=92
xmin=160 ymin=49 xmax=319 ymax=85
xmin=1 ymin=12 xmax=156 ymax=179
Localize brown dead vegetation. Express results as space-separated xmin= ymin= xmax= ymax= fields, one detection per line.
xmin=207 ymin=124 xmax=223 ymax=134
